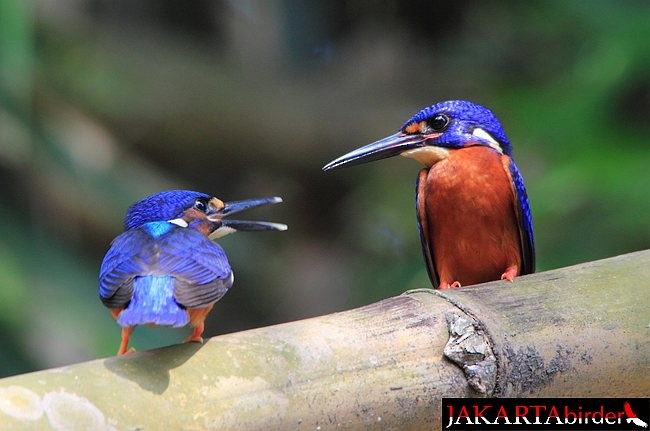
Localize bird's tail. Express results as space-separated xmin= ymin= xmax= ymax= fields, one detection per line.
xmin=117 ymin=275 xmax=188 ymax=327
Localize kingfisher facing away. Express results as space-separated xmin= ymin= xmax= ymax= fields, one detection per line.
xmin=99 ymin=190 xmax=287 ymax=355
xmin=323 ymin=100 xmax=534 ymax=289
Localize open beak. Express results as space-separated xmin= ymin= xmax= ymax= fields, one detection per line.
xmin=207 ymin=197 xmax=287 ymax=238
xmin=322 ymin=132 xmax=426 ymax=171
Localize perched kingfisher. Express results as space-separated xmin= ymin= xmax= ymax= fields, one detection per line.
xmin=99 ymin=190 xmax=287 ymax=355
xmin=323 ymin=100 xmax=534 ymax=289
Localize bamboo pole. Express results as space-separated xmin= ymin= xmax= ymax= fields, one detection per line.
xmin=0 ymin=250 xmax=648 ymax=430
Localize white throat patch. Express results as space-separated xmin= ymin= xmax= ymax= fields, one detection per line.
xmin=401 ymin=146 xmax=450 ymax=167
xmin=209 ymin=226 xmax=237 ymax=240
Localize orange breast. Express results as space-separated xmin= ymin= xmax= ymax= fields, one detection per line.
xmin=422 ymin=146 xmax=521 ymax=286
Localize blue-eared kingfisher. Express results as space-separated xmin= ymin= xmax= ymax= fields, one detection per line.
xmin=323 ymin=100 xmax=534 ymax=289
xmin=99 ymin=190 xmax=287 ymax=355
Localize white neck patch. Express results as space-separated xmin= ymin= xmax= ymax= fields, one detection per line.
xmin=168 ymin=218 xmax=188 ymax=228
xmin=472 ymin=128 xmax=503 ymax=154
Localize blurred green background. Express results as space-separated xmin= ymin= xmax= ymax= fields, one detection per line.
xmin=0 ymin=0 xmax=648 ymax=377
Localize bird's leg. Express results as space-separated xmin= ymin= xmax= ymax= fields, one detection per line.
xmin=439 ymin=281 xmax=462 ymax=289
xmin=501 ymin=265 xmax=518 ymax=282
xmin=184 ymin=322 xmax=204 ymax=344
xmin=118 ymin=326 xmax=136 ymax=356
xmin=185 ymin=305 xmax=213 ymax=344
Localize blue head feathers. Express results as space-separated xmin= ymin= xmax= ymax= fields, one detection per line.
xmin=124 ymin=190 xmax=210 ymax=231
xmin=402 ymin=100 xmax=512 ymax=155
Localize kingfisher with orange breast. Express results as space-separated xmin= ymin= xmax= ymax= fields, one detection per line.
xmin=323 ymin=100 xmax=534 ymax=289
xmin=99 ymin=190 xmax=286 ymax=355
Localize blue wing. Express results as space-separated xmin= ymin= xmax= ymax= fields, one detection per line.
xmin=99 ymin=223 xmax=233 ymax=310
xmin=508 ymin=159 xmax=535 ymax=275
xmin=99 ymin=228 xmax=151 ymax=308
xmin=156 ymin=227 xmax=233 ymax=308
xmin=415 ymin=169 xmax=439 ymax=288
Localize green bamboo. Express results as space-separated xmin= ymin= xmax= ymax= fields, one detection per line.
xmin=0 ymin=250 xmax=648 ymax=430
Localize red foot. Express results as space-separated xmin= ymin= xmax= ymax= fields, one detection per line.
xmin=184 ymin=323 xmax=205 ymax=344
xmin=501 ymin=265 xmax=518 ymax=282
xmin=439 ymin=281 xmax=462 ymax=289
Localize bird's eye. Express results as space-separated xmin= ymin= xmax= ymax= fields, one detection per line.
xmin=428 ymin=114 xmax=450 ymax=132
xmin=193 ymin=199 xmax=208 ymax=213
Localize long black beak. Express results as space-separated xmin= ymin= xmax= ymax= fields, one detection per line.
xmin=219 ymin=197 xmax=283 ymax=216
xmin=207 ymin=197 xmax=287 ymax=233
xmin=322 ymin=132 xmax=426 ymax=171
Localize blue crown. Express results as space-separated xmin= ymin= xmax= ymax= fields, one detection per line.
xmin=124 ymin=190 xmax=210 ymax=230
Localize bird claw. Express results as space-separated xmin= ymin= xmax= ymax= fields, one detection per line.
xmin=439 ymin=281 xmax=462 ymax=289
xmin=183 ymin=322 xmax=205 ymax=344
xmin=501 ymin=265 xmax=518 ymax=282
xmin=118 ymin=347 xmax=136 ymax=356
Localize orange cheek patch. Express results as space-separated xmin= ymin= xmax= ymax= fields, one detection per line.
xmin=404 ymin=122 xmax=424 ymax=134
xmin=209 ymin=197 xmax=225 ymax=210
xmin=183 ymin=208 xmax=203 ymax=219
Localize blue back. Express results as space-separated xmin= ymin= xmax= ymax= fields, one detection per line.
xmin=117 ymin=276 xmax=189 ymax=327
